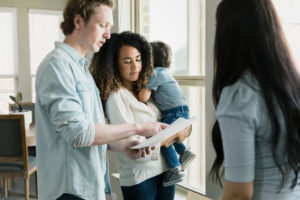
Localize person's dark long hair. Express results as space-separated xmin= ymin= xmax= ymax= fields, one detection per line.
xmin=210 ymin=0 xmax=300 ymax=189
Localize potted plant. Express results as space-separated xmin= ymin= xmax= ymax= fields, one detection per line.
xmin=10 ymin=92 xmax=23 ymax=112
xmin=9 ymin=92 xmax=32 ymax=129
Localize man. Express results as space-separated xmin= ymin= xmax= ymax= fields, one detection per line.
xmin=35 ymin=0 xmax=165 ymax=199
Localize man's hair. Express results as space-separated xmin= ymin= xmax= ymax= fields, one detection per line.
xmin=150 ymin=41 xmax=172 ymax=68
xmin=60 ymin=0 xmax=115 ymax=35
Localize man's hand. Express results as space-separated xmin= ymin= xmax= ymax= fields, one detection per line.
xmin=137 ymin=122 xmax=168 ymax=137
xmin=121 ymin=140 xmax=155 ymax=159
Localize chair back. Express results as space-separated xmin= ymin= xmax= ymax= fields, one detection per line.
xmin=0 ymin=114 xmax=36 ymax=199
xmin=9 ymin=102 xmax=35 ymax=123
xmin=0 ymin=114 xmax=28 ymax=170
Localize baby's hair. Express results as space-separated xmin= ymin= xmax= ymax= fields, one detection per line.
xmin=150 ymin=41 xmax=172 ymax=68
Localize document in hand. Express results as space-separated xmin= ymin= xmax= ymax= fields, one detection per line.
xmin=131 ymin=116 xmax=198 ymax=149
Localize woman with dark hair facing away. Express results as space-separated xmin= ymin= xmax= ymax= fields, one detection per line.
xmin=90 ymin=31 xmax=179 ymax=200
xmin=210 ymin=0 xmax=300 ymax=199
xmin=138 ymin=41 xmax=196 ymax=187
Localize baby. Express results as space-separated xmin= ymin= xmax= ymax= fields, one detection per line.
xmin=138 ymin=41 xmax=195 ymax=186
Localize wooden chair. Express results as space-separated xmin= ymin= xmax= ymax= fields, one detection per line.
xmin=0 ymin=114 xmax=37 ymax=200
xmin=9 ymin=102 xmax=36 ymax=156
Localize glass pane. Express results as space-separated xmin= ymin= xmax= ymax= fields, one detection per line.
xmin=273 ymin=0 xmax=300 ymax=71
xmin=29 ymin=9 xmax=63 ymax=75
xmin=0 ymin=78 xmax=18 ymax=113
xmin=180 ymin=85 xmax=205 ymax=191
xmin=0 ymin=8 xmax=18 ymax=75
xmin=139 ymin=0 xmax=204 ymax=76
xmin=139 ymin=0 xmax=188 ymax=75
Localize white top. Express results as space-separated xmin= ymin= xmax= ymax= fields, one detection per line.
xmin=106 ymin=87 xmax=168 ymax=186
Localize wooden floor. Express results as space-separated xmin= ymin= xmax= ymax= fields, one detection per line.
xmin=1 ymin=176 xmax=298 ymax=200
xmin=0 ymin=175 xmax=37 ymax=200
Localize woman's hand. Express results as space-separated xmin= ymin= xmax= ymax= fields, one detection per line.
xmin=137 ymin=122 xmax=168 ymax=137
xmin=161 ymin=125 xmax=192 ymax=148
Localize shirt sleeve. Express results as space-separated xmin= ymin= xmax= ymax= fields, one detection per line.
xmin=106 ymin=91 xmax=135 ymax=124
xmin=147 ymin=74 xmax=159 ymax=91
xmin=36 ymin=58 xmax=95 ymax=147
xmin=216 ymin=82 xmax=260 ymax=183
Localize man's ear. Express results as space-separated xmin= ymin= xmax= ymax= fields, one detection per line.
xmin=73 ymin=14 xmax=83 ymax=30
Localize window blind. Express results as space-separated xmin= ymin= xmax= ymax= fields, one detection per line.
xmin=0 ymin=8 xmax=18 ymax=113
xmin=29 ymin=9 xmax=63 ymax=101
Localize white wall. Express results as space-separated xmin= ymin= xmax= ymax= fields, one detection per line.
xmin=204 ymin=0 xmax=223 ymax=199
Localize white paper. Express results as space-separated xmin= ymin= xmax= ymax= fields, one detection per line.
xmin=131 ymin=116 xmax=198 ymax=149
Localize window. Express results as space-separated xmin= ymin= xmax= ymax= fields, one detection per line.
xmin=141 ymin=0 xmax=188 ymax=75
xmin=29 ymin=9 xmax=63 ymax=101
xmin=273 ymin=0 xmax=300 ymax=71
xmin=0 ymin=7 xmax=18 ymax=113
xmin=136 ymin=0 xmax=206 ymax=192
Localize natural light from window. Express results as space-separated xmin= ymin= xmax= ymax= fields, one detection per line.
xmin=148 ymin=0 xmax=188 ymax=75
xmin=273 ymin=0 xmax=300 ymax=72
xmin=0 ymin=8 xmax=18 ymax=113
xmin=138 ymin=0 xmax=205 ymax=193
xmin=29 ymin=9 xmax=63 ymax=101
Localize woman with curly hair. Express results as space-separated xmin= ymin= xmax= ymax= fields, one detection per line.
xmin=210 ymin=0 xmax=300 ymax=199
xmin=90 ymin=31 xmax=176 ymax=200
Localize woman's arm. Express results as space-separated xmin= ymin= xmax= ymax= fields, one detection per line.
xmin=216 ymin=84 xmax=258 ymax=200
xmin=222 ymin=181 xmax=253 ymax=200
xmin=138 ymin=88 xmax=152 ymax=103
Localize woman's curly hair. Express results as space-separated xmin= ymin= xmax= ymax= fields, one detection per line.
xmin=90 ymin=31 xmax=154 ymax=107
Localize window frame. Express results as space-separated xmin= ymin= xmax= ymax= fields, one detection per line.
xmin=133 ymin=0 xmax=207 ymax=194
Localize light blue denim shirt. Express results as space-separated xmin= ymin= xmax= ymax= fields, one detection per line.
xmin=35 ymin=42 xmax=111 ymax=200
xmin=216 ymin=71 xmax=299 ymax=199
xmin=147 ymin=67 xmax=187 ymax=111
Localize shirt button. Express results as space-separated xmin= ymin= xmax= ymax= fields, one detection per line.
xmin=79 ymin=59 xmax=85 ymax=66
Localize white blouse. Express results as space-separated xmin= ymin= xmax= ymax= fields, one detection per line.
xmin=106 ymin=87 xmax=168 ymax=186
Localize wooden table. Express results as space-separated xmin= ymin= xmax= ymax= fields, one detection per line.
xmin=26 ymin=124 xmax=36 ymax=147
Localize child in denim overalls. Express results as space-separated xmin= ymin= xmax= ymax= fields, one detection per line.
xmin=138 ymin=41 xmax=196 ymax=186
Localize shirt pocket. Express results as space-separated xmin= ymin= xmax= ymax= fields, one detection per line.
xmin=76 ymin=82 xmax=92 ymax=115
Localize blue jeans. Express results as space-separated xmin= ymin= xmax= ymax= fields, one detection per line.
xmin=121 ymin=172 xmax=175 ymax=200
xmin=161 ymin=106 xmax=189 ymax=169
xmin=56 ymin=194 xmax=84 ymax=200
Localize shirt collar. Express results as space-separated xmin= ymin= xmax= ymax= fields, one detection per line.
xmin=55 ymin=41 xmax=90 ymax=68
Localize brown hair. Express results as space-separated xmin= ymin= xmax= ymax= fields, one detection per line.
xmin=150 ymin=41 xmax=172 ymax=68
xmin=60 ymin=0 xmax=115 ymax=35
xmin=90 ymin=31 xmax=153 ymax=107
